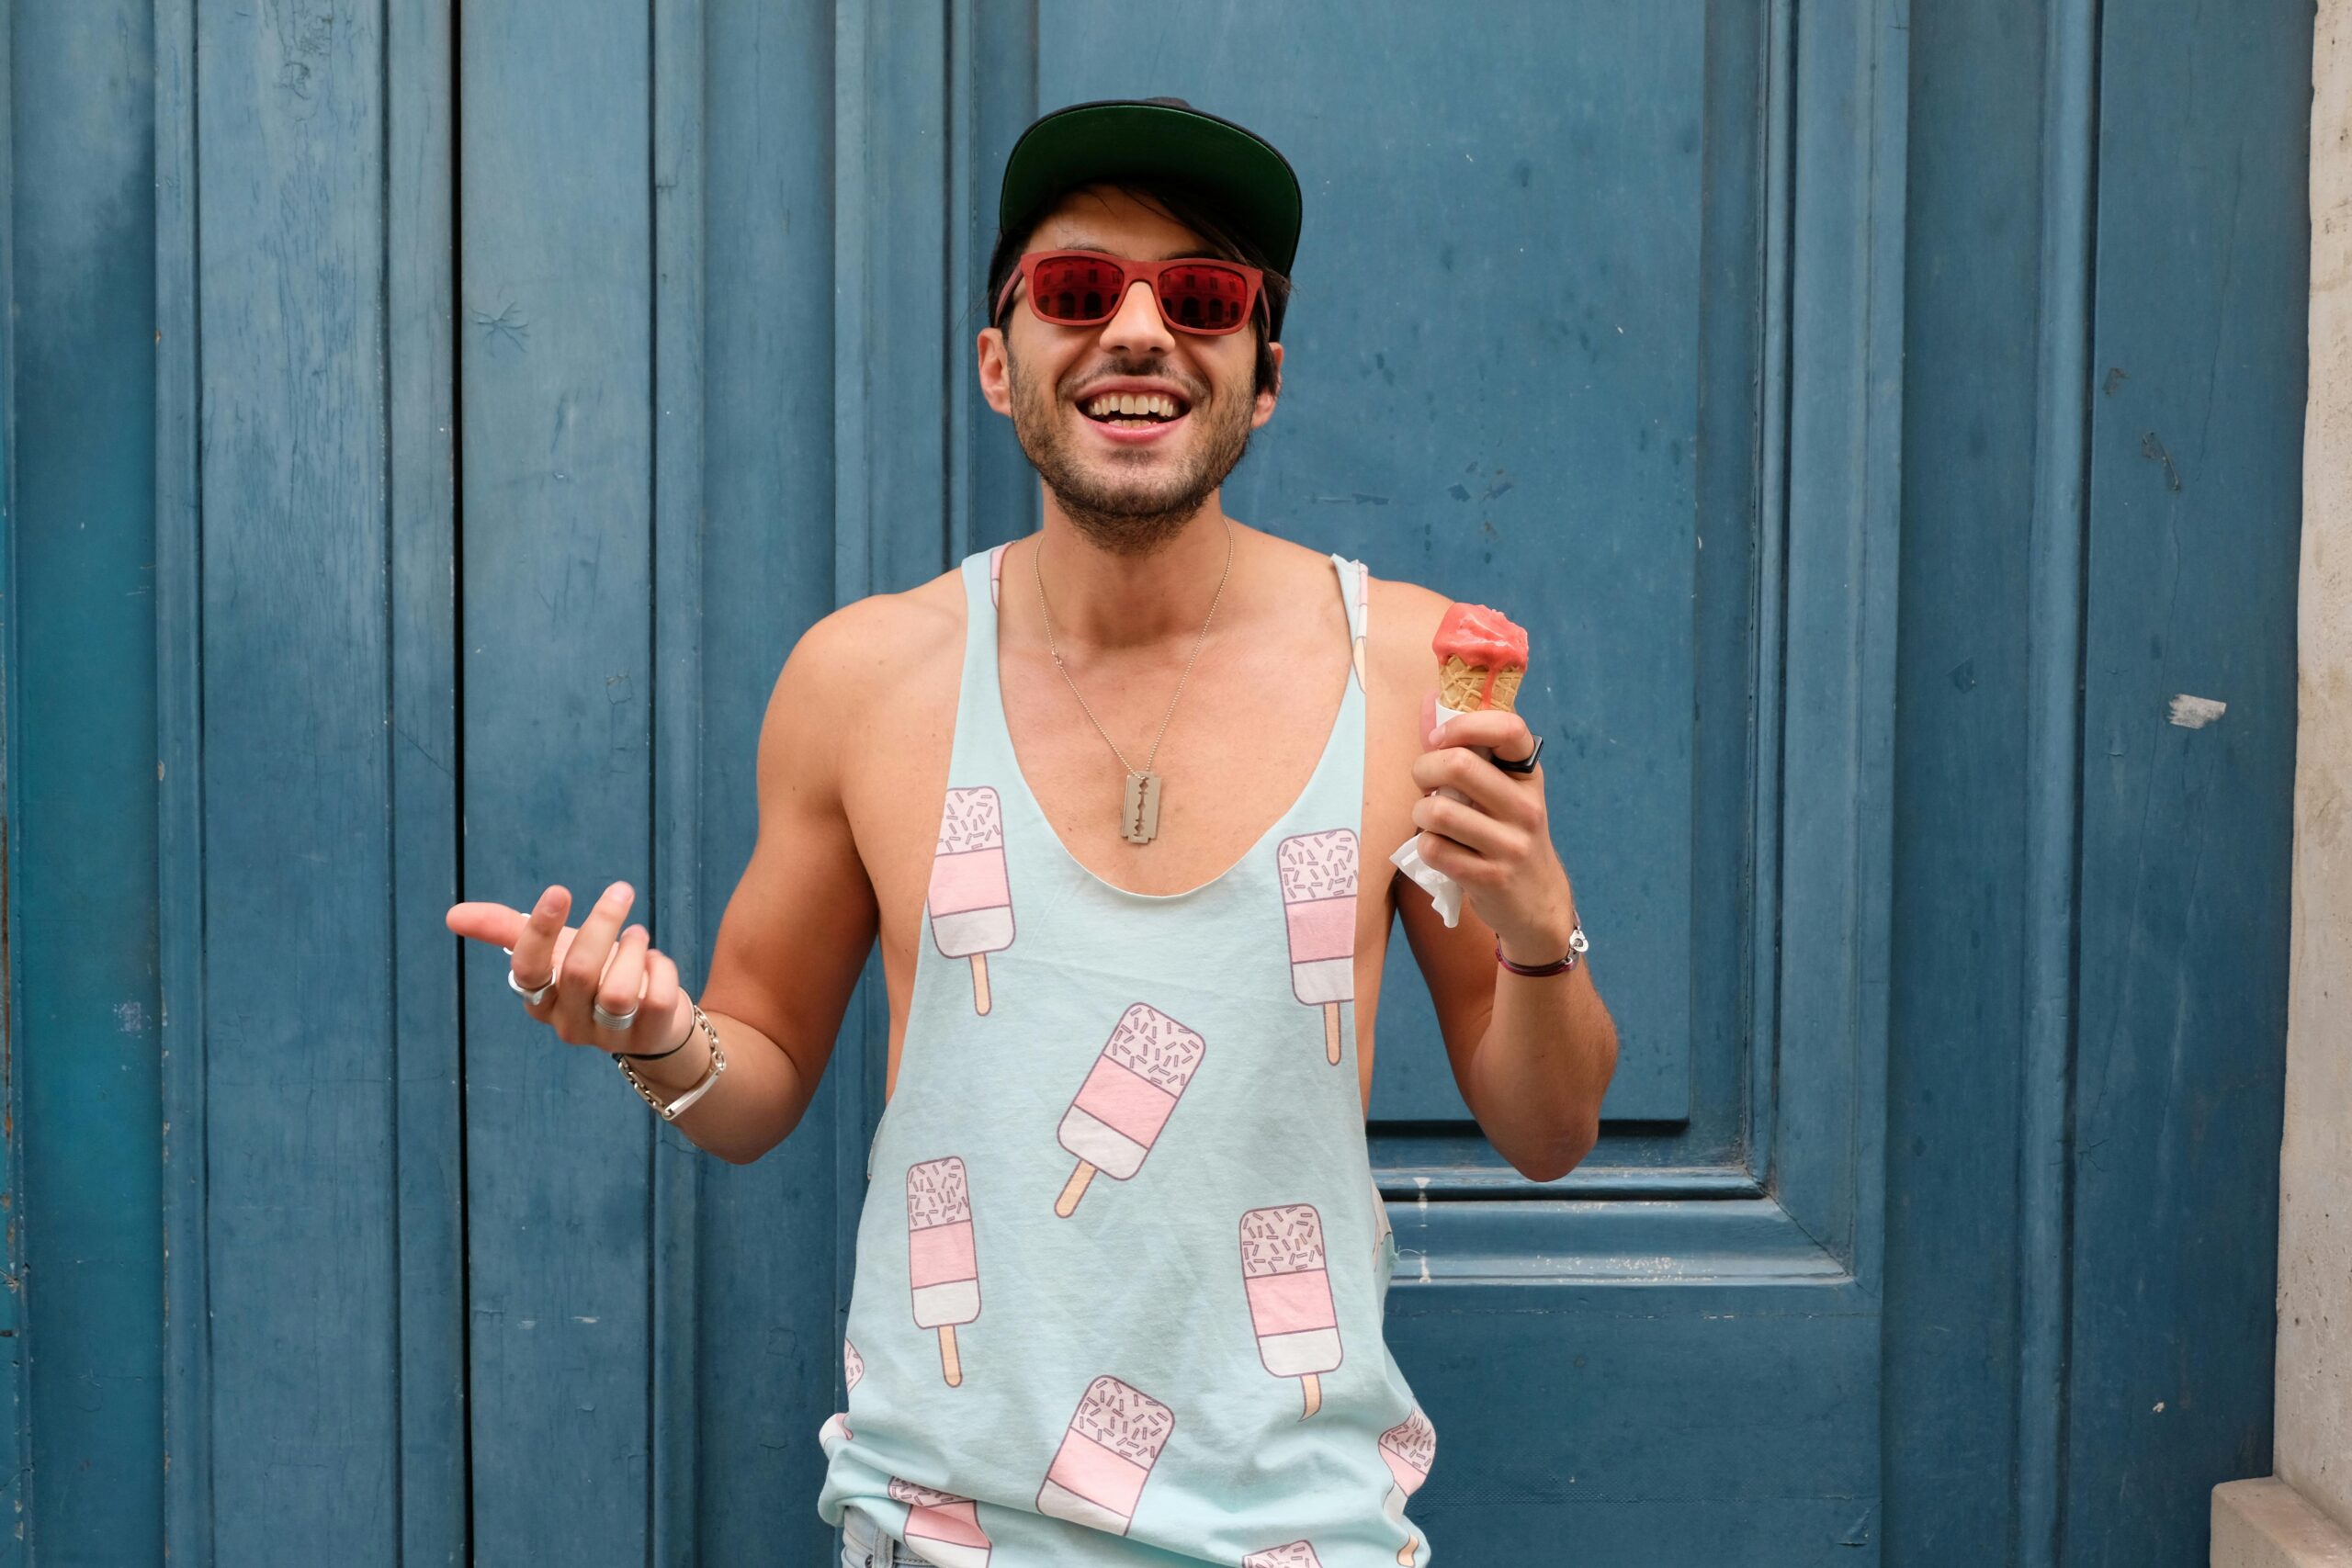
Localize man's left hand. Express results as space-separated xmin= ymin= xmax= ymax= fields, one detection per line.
xmin=1408 ymin=688 xmax=1578 ymax=965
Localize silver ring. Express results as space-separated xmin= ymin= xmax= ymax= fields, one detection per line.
xmin=591 ymin=1000 xmax=640 ymax=1032
xmin=507 ymin=964 xmax=558 ymax=1006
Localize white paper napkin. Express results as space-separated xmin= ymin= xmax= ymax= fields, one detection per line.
xmin=1388 ymin=700 xmax=1478 ymax=927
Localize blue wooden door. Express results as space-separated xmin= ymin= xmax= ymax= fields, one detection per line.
xmin=0 ymin=0 xmax=2302 ymax=1564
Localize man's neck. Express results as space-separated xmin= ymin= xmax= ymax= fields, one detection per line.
xmin=1025 ymin=495 xmax=1243 ymax=651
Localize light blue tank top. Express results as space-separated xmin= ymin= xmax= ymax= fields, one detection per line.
xmin=816 ymin=543 xmax=1438 ymax=1567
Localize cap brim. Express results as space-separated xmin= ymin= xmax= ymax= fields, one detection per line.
xmin=998 ymin=100 xmax=1302 ymax=281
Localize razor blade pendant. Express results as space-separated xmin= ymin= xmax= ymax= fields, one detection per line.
xmin=1122 ymin=769 xmax=1163 ymax=845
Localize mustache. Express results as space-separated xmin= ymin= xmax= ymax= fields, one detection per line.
xmin=1063 ymin=362 xmax=1208 ymax=404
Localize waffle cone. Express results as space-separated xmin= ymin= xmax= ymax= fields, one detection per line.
xmin=1439 ymin=653 xmax=1524 ymax=713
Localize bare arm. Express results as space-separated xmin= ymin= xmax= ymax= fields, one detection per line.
xmin=631 ymin=607 xmax=884 ymax=1163
xmin=1375 ymin=584 xmax=1616 ymax=1181
xmin=1398 ymin=854 xmax=1614 ymax=1183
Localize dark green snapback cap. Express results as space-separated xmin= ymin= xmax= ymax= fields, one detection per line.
xmin=997 ymin=96 xmax=1304 ymax=283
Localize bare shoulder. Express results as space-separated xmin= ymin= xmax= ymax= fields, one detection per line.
xmin=760 ymin=567 xmax=967 ymax=799
xmin=1364 ymin=571 xmax=1453 ymax=716
xmin=1366 ymin=572 xmax=1452 ymax=650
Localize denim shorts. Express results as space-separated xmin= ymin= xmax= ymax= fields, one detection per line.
xmin=841 ymin=1505 xmax=937 ymax=1568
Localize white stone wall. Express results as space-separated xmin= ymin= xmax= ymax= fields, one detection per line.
xmin=2216 ymin=1 xmax=2352 ymax=1560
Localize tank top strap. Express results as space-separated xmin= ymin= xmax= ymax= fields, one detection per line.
xmin=949 ymin=542 xmax=1018 ymax=773
xmin=1330 ymin=553 xmax=1371 ymax=694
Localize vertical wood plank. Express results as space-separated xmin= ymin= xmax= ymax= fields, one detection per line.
xmin=0 ymin=5 xmax=25 ymax=1553
xmin=947 ymin=0 xmax=1036 ymax=566
xmin=191 ymin=0 xmax=401 ymax=1559
xmin=1770 ymin=0 xmax=1909 ymax=1271
xmin=16 ymin=5 xmax=175 ymax=1560
xmin=458 ymin=2 xmax=655 ymax=1562
xmin=650 ymin=0 xmax=705 ymax=1560
xmin=1880 ymin=1 xmax=2058 ymax=1562
xmin=694 ymin=0 xmax=845 ymax=1561
xmin=155 ymin=0 xmax=210 ymax=1557
xmin=2018 ymin=4 xmax=2100 ymax=1565
xmin=2068 ymin=1 xmax=2307 ymax=1561
xmin=387 ymin=0 xmax=468 ymax=1562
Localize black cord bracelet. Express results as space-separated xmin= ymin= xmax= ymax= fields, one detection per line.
xmin=617 ymin=1014 xmax=696 ymax=1061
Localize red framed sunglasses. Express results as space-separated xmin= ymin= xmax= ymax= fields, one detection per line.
xmin=995 ymin=250 xmax=1266 ymax=336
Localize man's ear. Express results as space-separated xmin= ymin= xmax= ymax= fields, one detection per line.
xmin=977 ymin=326 xmax=1013 ymax=417
xmin=1250 ymin=341 xmax=1285 ymax=428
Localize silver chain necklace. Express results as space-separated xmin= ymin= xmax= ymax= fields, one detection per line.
xmin=1032 ymin=516 xmax=1235 ymax=845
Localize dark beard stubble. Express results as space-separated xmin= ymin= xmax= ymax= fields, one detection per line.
xmin=1005 ymin=346 xmax=1255 ymax=558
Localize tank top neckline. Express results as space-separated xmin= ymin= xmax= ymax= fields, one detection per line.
xmin=966 ymin=539 xmax=1361 ymax=907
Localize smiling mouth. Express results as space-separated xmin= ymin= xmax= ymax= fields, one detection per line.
xmin=1077 ymin=389 xmax=1192 ymax=428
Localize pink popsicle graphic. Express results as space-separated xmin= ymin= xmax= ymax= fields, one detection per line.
xmin=819 ymin=1337 xmax=865 ymax=1449
xmin=1379 ymin=1404 xmax=1438 ymax=1565
xmin=931 ymin=786 xmax=1014 ymax=1014
xmin=1245 ymin=1545 xmax=1326 ymax=1568
xmin=1240 ymin=1204 xmax=1343 ymax=1418
xmin=1055 ymin=1003 xmax=1206 ymax=1217
xmin=907 ymin=1156 xmax=979 ymax=1385
xmin=1278 ymin=829 xmax=1357 ymax=1064
xmin=1035 ymin=1375 xmax=1175 ymax=1537
xmin=888 ymin=1478 xmax=992 ymax=1568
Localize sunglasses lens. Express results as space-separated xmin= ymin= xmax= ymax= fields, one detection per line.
xmin=1158 ymin=264 xmax=1252 ymax=333
xmin=1027 ymin=254 xmax=1125 ymax=323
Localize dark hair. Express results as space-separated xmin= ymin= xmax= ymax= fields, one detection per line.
xmin=984 ymin=177 xmax=1293 ymax=397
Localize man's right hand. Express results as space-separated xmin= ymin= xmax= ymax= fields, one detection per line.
xmin=446 ymin=881 xmax=697 ymax=1058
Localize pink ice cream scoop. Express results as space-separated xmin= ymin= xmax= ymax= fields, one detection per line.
xmin=931 ymin=786 xmax=1014 ymax=1014
xmin=1055 ymin=1004 xmax=1207 ymax=1217
xmin=1035 ymin=1375 xmax=1175 ymax=1537
xmin=1245 ymin=1544 xmax=1326 ymax=1568
xmin=1277 ymin=829 xmax=1357 ymax=1064
xmin=907 ymin=1156 xmax=979 ymax=1386
xmin=888 ymin=1478 xmax=991 ymax=1568
xmin=1379 ymin=1405 xmax=1438 ymax=1565
xmin=1241 ymin=1203 xmax=1343 ymax=1419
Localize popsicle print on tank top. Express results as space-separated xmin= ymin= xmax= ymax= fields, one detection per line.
xmin=1275 ymin=829 xmax=1358 ymax=1064
xmin=1053 ymin=1002 xmax=1207 ymax=1218
xmin=888 ymin=1477 xmax=994 ymax=1568
xmin=1239 ymin=1203 xmax=1343 ymax=1419
xmin=1379 ymin=1404 xmax=1438 ymax=1565
xmin=929 ymin=786 xmax=1015 ymax=1015
xmin=820 ymin=1338 xmax=865 ymax=1449
xmin=1244 ymin=1544 xmax=1326 ymax=1568
xmin=906 ymin=1156 xmax=981 ymax=1386
xmin=1035 ymin=1375 xmax=1177 ymax=1538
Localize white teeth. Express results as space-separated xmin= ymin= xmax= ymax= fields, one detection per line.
xmin=1082 ymin=391 xmax=1183 ymax=419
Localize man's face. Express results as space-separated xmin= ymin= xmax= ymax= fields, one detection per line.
xmin=978 ymin=186 xmax=1283 ymax=555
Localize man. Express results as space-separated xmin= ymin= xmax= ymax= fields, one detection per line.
xmin=447 ymin=98 xmax=1614 ymax=1567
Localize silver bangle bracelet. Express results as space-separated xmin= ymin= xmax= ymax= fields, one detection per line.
xmin=615 ymin=1002 xmax=727 ymax=1122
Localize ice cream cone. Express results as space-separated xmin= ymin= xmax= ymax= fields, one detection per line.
xmin=1437 ymin=651 xmax=1524 ymax=714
